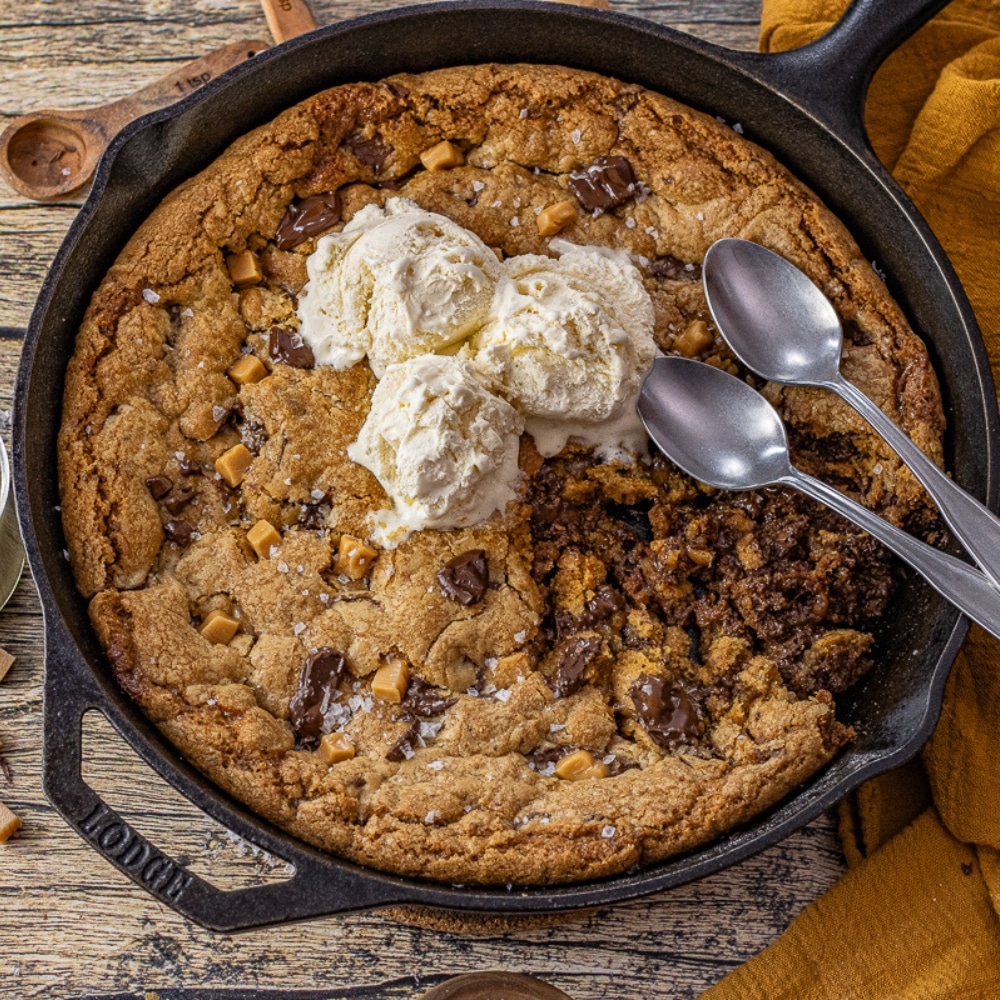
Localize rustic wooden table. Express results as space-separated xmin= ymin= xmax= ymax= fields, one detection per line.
xmin=0 ymin=1 xmax=850 ymax=997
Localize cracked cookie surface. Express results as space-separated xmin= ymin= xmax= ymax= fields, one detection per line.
xmin=59 ymin=64 xmax=944 ymax=885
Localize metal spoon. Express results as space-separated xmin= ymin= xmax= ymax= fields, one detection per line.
xmin=703 ymin=237 xmax=1000 ymax=592
xmin=637 ymin=356 xmax=1000 ymax=641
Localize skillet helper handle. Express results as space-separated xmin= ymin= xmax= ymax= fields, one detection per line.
xmin=41 ymin=636 xmax=406 ymax=930
xmin=754 ymin=0 xmax=953 ymax=151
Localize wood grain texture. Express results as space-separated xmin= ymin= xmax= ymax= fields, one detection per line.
xmin=0 ymin=2 xmax=850 ymax=998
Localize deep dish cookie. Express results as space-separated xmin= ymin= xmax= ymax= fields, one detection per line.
xmin=58 ymin=64 xmax=944 ymax=885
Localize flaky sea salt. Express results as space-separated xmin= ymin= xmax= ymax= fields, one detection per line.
xmin=601 ymin=825 xmax=616 ymax=839
xmin=428 ymin=760 xmax=444 ymax=771
xmin=293 ymin=622 xmax=306 ymax=636
xmin=142 ymin=288 xmax=160 ymax=304
xmin=494 ymin=688 xmax=512 ymax=703
xmin=570 ymin=128 xmax=582 ymax=145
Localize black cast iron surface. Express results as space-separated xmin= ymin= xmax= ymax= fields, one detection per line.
xmin=16 ymin=0 xmax=998 ymax=930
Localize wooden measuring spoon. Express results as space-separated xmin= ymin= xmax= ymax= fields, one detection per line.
xmin=0 ymin=39 xmax=268 ymax=201
xmin=260 ymin=0 xmax=318 ymax=42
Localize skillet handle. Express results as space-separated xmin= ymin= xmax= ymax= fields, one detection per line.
xmin=41 ymin=632 xmax=408 ymax=930
xmin=753 ymin=0 xmax=953 ymax=152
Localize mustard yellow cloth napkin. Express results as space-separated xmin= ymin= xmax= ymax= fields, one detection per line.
xmin=701 ymin=2 xmax=1000 ymax=996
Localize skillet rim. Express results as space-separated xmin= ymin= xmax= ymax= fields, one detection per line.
xmin=13 ymin=0 xmax=993 ymax=926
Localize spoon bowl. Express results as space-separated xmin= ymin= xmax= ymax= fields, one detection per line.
xmin=703 ymin=238 xmax=843 ymax=385
xmin=637 ymin=356 xmax=791 ymax=489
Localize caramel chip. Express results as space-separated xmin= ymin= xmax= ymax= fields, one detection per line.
xmin=247 ymin=519 xmax=282 ymax=559
xmin=199 ymin=609 xmax=240 ymax=645
xmin=554 ymin=749 xmax=609 ymax=781
xmin=228 ymin=354 xmax=268 ymax=386
xmin=420 ymin=140 xmax=464 ymax=171
xmin=215 ymin=443 xmax=253 ymax=487
xmin=334 ymin=535 xmax=377 ymax=580
xmin=0 ymin=800 xmax=20 ymax=843
xmin=318 ymin=732 xmax=356 ymax=764
xmin=226 ymin=250 xmax=263 ymax=287
xmin=372 ymin=659 xmax=410 ymax=704
xmin=537 ymin=199 xmax=577 ymax=237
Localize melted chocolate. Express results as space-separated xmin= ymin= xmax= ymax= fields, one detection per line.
xmin=630 ymin=673 xmax=704 ymax=750
xmin=163 ymin=483 xmax=196 ymax=515
xmin=275 ymin=192 xmax=341 ymax=250
xmin=345 ymin=134 xmax=392 ymax=172
xmin=568 ymin=156 xmax=637 ymax=213
xmin=404 ymin=676 xmax=458 ymax=716
xmin=436 ymin=549 xmax=489 ymax=605
xmin=288 ymin=647 xmax=346 ymax=746
xmin=647 ymin=255 xmax=701 ymax=281
xmin=268 ymin=327 xmax=315 ymax=369
xmin=386 ymin=721 xmax=420 ymax=762
xmin=550 ymin=634 xmax=602 ymax=698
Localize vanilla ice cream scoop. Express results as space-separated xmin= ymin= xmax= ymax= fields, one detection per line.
xmin=469 ymin=242 xmax=657 ymax=454
xmin=348 ymin=354 xmax=524 ymax=544
xmin=299 ymin=199 xmax=503 ymax=376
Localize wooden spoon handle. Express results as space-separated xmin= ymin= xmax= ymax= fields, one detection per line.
xmin=96 ymin=39 xmax=270 ymax=134
xmin=259 ymin=0 xmax=319 ymax=42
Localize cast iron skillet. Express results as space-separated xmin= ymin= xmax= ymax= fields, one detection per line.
xmin=14 ymin=0 xmax=998 ymax=931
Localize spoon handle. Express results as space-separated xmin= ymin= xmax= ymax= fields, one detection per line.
xmin=786 ymin=468 xmax=1000 ymax=641
xmin=833 ymin=374 xmax=1000 ymax=591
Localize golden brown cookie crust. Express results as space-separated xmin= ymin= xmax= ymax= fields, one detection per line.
xmin=59 ymin=64 xmax=943 ymax=885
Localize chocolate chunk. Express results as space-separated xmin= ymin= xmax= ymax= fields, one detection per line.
xmin=386 ymin=721 xmax=420 ymax=762
xmin=275 ymin=192 xmax=341 ymax=251
xmin=385 ymin=81 xmax=410 ymax=100
xmin=582 ymin=585 xmax=625 ymax=626
xmin=288 ymin=647 xmax=347 ymax=746
xmin=568 ymin=156 xmax=637 ymax=213
xmin=178 ymin=457 xmax=203 ymax=475
xmin=550 ymin=634 xmax=602 ymax=698
xmin=608 ymin=501 xmax=654 ymax=542
xmin=268 ymin=327 xmax=315 ymax=369
xmin=647 ymin=255 xmax=701 ymax=281
xmin=527 ymin=746 xmax=566 ymax=772
xmin=630 ymin=673 xmax=705 ymax=750
xmin=164 ymin=519 xmax=193 ymax=546
xmin=345 ymin=134 xmax=392 ymax=173
xmin=299 ymin=495 xmax=331 ymax=530
xmin=436 ymin=549 xmax=489 ymax=605
xmin=604 ymin=754 xmax=638 ymax=776
xmin=404 ymin=676 xmax=458 ymax=716
xmin=146 ymin=475 xmax=172 ymax=500
xmin=163 ymin=483 xmax=196 ymax=515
